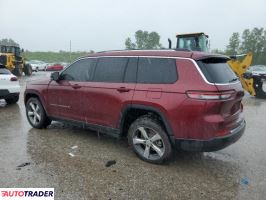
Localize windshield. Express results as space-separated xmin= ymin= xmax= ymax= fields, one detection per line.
xmin=0 ymin=68 xmax=11 ymax=74
xmin=178 ymin=35 xmax=208 ymax=52
xmin=6 ymin=46 xmax=16 ymax=54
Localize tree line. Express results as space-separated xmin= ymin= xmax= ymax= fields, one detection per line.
xmin=23 ymin=51 xmax=91 ymax=63
xmin=225 ymin=28 xmax=266 ymax=65
xmin=125 ymin=28 xmax=266 ymax=65
xmin=1 ymin=27 xmax=265 ymax=64
xmin=0 ymin=38 xmax=19 ymax=46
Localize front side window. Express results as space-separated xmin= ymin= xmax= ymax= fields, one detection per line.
xmin=137 ymin=58 xmax=178 ymax=84
xmin=15 ymin=48 xmax=20 ymax=56
xmin=60 ymin=58 xmax=96 ymax=81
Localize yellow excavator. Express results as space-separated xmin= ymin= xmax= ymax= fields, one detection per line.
xmin=169 ymin=32 xmax=266 ymax=99
xmin=0 ymin=45 xmax=32 ymax=76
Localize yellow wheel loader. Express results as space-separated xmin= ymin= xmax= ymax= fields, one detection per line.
xmin=0 ymin=45 xmax=32 ymax=76
xmin=168 ymin=32 xmax=266 ymax=99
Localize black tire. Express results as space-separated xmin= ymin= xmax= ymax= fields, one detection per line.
xmin=23 ymin=64 xmax=32 ymax=76
xmin=5 ymin=95 xmax=19 ymax=104
xmin=253 ymin=77 xmax=266 ymax=99
xmin=12 ymin=66 xmax=23 ymax=76
xmin=128 ymin=115 xmax=172 ymax=164
xmin=26 ymin=97 xmax=51 ymax=129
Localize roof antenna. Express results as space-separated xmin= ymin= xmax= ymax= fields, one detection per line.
xmin=168 ymin=38 xmax=172 ymax=49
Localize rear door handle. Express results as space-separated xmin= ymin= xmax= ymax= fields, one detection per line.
xmin=117 ymin=87 xmax=130 ymax=93
xmin=72 ymin=84 xmax=81 ymax=89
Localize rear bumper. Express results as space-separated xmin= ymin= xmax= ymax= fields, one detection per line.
xmin=0 ymin=89 xmax=20 ymax=99
xmin=175 ymin=120 xmax=245 ymax=152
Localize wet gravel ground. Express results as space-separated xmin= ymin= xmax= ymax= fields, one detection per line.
xmin=0 ymin=72 xmax=266 ymax=200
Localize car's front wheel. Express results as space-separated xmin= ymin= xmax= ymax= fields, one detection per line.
xmin=26 ymin=97 xmax=51 ymax=129
xmin=128 ymin=115 xmax=172 ymax=164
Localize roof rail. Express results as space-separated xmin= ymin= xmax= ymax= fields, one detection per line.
xmin=96 ymin=49 xmax=184 ymax=54
xmin=174 ymin=48 xmax=192 ymax=52
xmin=96 ymin=49 xmax=126 ymax=53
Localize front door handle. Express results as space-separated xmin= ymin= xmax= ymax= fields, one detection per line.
xmin=72 ymin=84 xmax=81 ymax=89
xmin=117 ymin=87 xmax=130 ymax=93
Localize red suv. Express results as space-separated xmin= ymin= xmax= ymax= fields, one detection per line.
xmin=24 ymin=50 xmax=245 ymax=163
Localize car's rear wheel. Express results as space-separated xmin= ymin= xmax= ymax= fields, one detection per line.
xmin=128 ymin=115 xmax=172 ymax=164
xmin=5 ymin=95 xmax=19 ymax=104
xmin=26 ymin=97 xmax=51 ymax=129
xmin=23 ymin=64 xmax=32 ymax=76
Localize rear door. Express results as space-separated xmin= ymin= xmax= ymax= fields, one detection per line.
xmin=83 ymin=57 xmax=137 ymax=128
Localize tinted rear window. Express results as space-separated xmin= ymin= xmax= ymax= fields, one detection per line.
xmin=197 ymin=59 xmax=237 ymax=83
xmin=137 ymin=58 xmax=177 ymax=84
xmin=0 ymin=68 xmax=11 ymax=74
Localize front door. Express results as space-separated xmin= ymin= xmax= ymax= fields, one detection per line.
xmin=47 ymin=58 xmax=96 ymax=122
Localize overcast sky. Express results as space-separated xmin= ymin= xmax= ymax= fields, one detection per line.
xmin=1 ymin=0 xmax=266 ymax=52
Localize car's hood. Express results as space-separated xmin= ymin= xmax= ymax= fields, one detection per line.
xmin=27 ymin=77 xmax=51 ymax=85
xmin=252 ymin=70 xmax=266 ymax=75
xmin=30 ymin=63 xmax=46 ymax=67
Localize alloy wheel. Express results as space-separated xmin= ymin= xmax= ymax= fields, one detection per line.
xmin=27 ymin=102 xmax=41 ymax=125
xmin=132 ymin=127 xmax=165 ymax=160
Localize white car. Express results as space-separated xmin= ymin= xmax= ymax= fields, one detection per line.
xmin=248 ymin=65 xmax=266 ymax=78
xmin=28 ymin=60 xmax=47 ymax=71
xmin=0 ymin=68 xmax=20 ymax=104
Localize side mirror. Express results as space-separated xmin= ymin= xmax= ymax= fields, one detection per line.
xmin=51 ymin=71 xmax=60 ymax=81
xmin=21 ymin=48 xmax=24 ymax=53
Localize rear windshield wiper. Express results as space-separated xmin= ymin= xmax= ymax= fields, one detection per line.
xmin=229 ymin=78 xmax=239 ymax=83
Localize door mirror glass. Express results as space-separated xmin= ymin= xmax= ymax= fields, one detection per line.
xmin=51 ymin=71 xmax=60 ymax=81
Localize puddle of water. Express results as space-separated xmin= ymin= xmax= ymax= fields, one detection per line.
xmin=0 ymin=99 xmax=6 ymax=107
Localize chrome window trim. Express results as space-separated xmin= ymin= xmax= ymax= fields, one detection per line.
xmin=62 ymin=55 xmax=240 ymax=86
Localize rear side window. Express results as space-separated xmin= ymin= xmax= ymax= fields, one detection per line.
xmin=61 ymin=58 xmax=96 ymax=81
xmin=93 ymin=57 xmax=129 ymax=83
xmin=124 ymin=58 xmax=138 ymax=83
xmin=137 ymin=58 xmax=177 ymax=84
xmin=197 ymin=59 xmax=237 ymax=84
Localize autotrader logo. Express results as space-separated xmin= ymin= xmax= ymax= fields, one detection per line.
xmin=0 ymin=188 xmax=54 ymax=200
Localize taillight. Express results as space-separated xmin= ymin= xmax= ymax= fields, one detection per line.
xmin=10 ymin=77 xmax=18 ymax=81
xmin=186 ymin=90 xmax=235 ymax=100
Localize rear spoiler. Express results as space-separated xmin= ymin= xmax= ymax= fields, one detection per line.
xmin=194 ymin=54 xmax=230 ymax=62
xmin=229 ymin=54 xmax=247 ymax=60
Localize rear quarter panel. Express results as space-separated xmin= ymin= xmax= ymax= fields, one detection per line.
xmin=132 ymin=59 xmax=219 ymax=139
